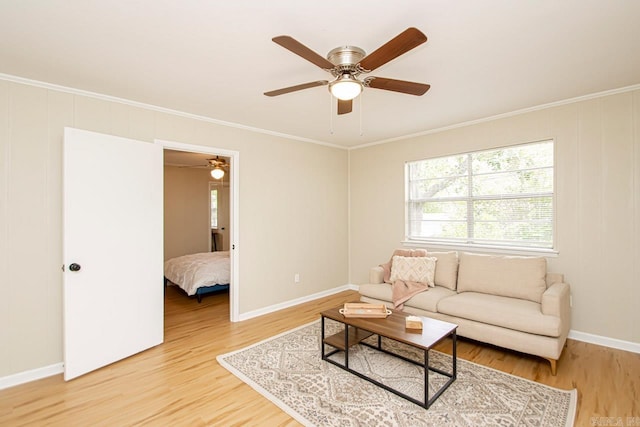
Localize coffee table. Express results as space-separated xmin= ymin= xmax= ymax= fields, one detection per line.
xmin=320 ymin=305 xmax=457 ymax=409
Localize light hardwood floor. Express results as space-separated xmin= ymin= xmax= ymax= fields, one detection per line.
xmin=1 ymin=288 xmax=638 ymax=426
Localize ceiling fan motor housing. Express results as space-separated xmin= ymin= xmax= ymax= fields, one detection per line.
xmin=327 ymin=46 xmax=366 ymax=76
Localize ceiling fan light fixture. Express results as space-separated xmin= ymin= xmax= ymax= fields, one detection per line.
xmin=329 ymin=75 xmax=363 ymax=101
xmin=211 ymin=167 xmax=225 ymax=180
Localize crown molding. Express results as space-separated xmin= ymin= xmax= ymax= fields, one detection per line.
xmin=0 ymin=73 xmax=346 ymax=150
xmin=3 ymin=73 xmax=639 ymax=152
xmin=349 ymin=83 xmax=640 ymax=150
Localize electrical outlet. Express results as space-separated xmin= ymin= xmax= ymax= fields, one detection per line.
xmin=294 ymin=273 xmax=300 ymax=283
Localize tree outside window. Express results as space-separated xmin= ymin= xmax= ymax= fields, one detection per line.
xmin=406 ymin=140 xmax=554 ymax=249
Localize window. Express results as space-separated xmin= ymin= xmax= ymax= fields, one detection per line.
xmin=210 ymin=188 xmax=218 ymax=228
xmin=406 ymin=140 xmax=554 ymax=250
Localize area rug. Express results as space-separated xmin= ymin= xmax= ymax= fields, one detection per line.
xmin=217 ymin=320 xmax=576 ymax=427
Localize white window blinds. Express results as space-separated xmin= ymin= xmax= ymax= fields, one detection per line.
xmin=406 ymin=140 xmax=554 ymax=249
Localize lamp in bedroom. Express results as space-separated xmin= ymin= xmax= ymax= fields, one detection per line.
xmin=211 ymin=167 xmax=225 ymax=180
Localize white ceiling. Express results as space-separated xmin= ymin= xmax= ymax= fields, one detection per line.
xmin=1 ymin=1 xmax=639 ymax=148
xmin=163 ymin=150 xmax=229 ymax=168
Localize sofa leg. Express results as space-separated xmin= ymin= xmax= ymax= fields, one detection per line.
xmin=546 ymin=358 xmax=557 ymax=376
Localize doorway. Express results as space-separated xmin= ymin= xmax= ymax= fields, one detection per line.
xmin=156 ymin=139 xmax=239 ymax=322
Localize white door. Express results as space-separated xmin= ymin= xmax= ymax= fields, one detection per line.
xmin=63 ymin=127 xmax=163 ymax=380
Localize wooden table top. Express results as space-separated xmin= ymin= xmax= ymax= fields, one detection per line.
xmin=321 ymin=304 xmax=457 ymax=351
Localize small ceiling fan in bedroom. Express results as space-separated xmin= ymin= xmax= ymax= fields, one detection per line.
xmin=264 ymin=27 xmax=431 ymax=115
xmin=182 ymin=157 xmax=229 ymax=180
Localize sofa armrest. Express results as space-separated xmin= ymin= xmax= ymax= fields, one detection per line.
xmin=541 ymin=282 xmax=571 ymax=327
xmin=545 ymin=272 xmax=565 ymax=287
xmin=369 ymin=266 xmax=384 ymax=284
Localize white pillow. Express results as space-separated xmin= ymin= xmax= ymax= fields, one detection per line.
xmin=389 ymin=256 xmax=437 ymax=287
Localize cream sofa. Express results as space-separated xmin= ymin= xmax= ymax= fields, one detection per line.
xmin=358 ymin=251 xmax=571 ymax=375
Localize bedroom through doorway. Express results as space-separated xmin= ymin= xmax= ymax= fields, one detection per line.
xmin=159 ymin=142 xmax=239 ymax=321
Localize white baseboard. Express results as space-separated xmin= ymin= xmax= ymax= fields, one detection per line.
xmin=237 ymin=284 xmax=359 ymax=322
xmin=0 ymin=363 xmax=63 ymax=391
xmin=569 ymin=330 xmax=640 ymax=354
xmin=3 ymin=290 xmax=636 ymax=390
xmin=0 ymin=286 xmax=359 ymax=390
xmin=238 ymin=286 xmax=639 ymax=355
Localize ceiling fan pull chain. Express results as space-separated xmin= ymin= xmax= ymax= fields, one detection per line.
xmin=329 ymin=91 xmax=334 ymax=134
xmin=359 ymin=92 xmax=363 ymax=136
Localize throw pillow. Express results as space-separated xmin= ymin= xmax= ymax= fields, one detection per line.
xmin=381 ymin=248 xmax=428 ymax=283
xmin=389 ymin=255 xmax=437 ymax=287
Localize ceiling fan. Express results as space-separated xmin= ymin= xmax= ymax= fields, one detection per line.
xmin=264 ymin=27 xmax=430 ymax=115
xmin=182 ymin=157 xmax=229 ymax=180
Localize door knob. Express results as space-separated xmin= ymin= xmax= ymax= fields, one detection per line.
xmin=69 ymin=263 xmax=82 ymax=272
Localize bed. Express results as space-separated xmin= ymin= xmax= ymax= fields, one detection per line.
xmin=164 ymin=251 xmax=230 ymax=302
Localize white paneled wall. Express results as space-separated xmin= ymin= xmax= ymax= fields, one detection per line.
xmin=1 ymin=75 xmax=637 ymax=382
xmin=350 ymin=89 xmax=640 ymax=345
xmin=0 ymin=81 xmax=9 ymax=376
xmin=0 ymin=80 xmax=349 ymax=378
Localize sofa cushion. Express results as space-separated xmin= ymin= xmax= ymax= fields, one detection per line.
xmin=389 ymin=255 xmax=437 ymax=287
xmin=457 ymin=252 xmax=547 ymax=303
xmin=437 ymin=292 xmax=561 ymax=337
xmin=404 ymin=286 xmax=457 ymax=313
xmin=426 ymin=251 xmax=459 ymax=290
xmin=359 ymin=283 xmax=455 ymax=313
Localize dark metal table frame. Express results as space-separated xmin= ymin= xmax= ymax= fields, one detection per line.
xmin=321 ymin=314 xmax=457 ymax=409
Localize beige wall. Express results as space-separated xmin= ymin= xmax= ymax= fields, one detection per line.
xmin=163 ymin=166 xmax=211 ymax=260
xmin=163 ymin=166 xmax=231 ymax=259
xmin=349 ymin=90 xmax=640 ymax=344
xmin=0 ymin=80 xmax=349 ymax=378
xmin=2 ymin=74 xmax=637 ymax=380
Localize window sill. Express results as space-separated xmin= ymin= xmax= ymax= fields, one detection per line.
xmin=401 ymin=240 xmax=559 ymax=258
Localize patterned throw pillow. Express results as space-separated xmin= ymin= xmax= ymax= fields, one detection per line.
xmin=380 ymin=248 xmax=428 ymax=283
xmin=389 ymin=255 xmax=437 ymax=287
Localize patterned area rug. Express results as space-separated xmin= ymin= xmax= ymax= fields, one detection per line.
xmin=217 ymin=320 xmax=576 ymax=427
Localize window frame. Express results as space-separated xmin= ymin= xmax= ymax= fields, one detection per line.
xmin=403 ymin=139 xmax=558 ymax=256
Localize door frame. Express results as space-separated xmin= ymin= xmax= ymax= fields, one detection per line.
xmin=156 ymin=139 xmax=240 ymax=322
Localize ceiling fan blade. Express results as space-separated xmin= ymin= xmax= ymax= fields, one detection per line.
xmin=264 ymin=80 xmax=328 ymax=97
xmin=358 ymin=27 xmax=427 ymax=72
xmin=337 ymin=99 xmax=352 ymax=115
xmin=272 ymin=36 xmax=335 ymax=70
xmin=178 ymin=164 xmax=209 ymax=169
xmin=366 ymin=77 xmax=430 ymax=96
